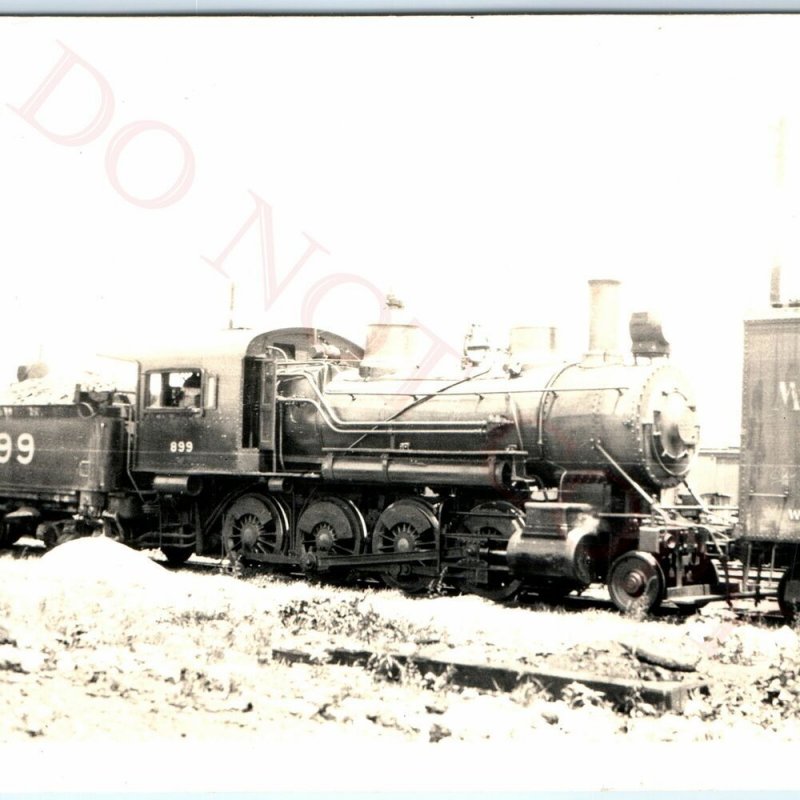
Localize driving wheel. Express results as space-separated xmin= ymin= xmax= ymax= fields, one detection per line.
xmin=371 ymin=497 xmax=439 ymax=594
xmin=298 ymin=496 xmax=365 ymax=558
xmin=223 ymin=494 xmax=287 ymax=562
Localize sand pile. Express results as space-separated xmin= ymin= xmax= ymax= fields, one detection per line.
xmin=37 ymin=536 xmax=170 ymax=587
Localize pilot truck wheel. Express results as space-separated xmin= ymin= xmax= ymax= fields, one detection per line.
xmin=607 ymin=551 xmax=665 ymax=615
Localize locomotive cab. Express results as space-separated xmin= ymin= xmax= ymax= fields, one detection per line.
xmin=134 ymin=327 xmax=364 ymax=477
xmin=128 ymin=327 xmax=364 ymax=560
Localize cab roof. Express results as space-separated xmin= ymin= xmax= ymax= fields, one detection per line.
xmin=129 ymin=327 xmax=364 ymax=371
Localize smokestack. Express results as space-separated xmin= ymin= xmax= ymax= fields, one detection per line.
xmin=585 ymin=279 xmax=622 ymax=364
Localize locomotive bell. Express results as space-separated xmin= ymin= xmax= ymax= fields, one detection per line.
xmin=359 ymin=323 xmax=429 ymax=378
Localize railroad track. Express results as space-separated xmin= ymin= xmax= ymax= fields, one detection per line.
xmin=4 ymin=536 xmax=786 ymax=622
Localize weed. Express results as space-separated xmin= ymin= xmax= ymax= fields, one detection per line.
xmin=618 ymin=685 xmax=658 ymax=717
xmin=511 ymin=677 xmax=551 ymax=706
xmin=561 ymin=681 xmax=609 ymax=710
xmin=624 ymin=599 xmax=650 ymax=623
xmin=429 ymin=722 xmax=452 ymax=742
xmin=366 ymin=653 xmax=438 ymax=690
xmin=171 ymin=608 xmax=231 ymax=625
xmin=424 ymin=664 xmax=456 ymax=692
xmin=54 ymin=624 xmax=88 ymax=650
xmin=757 ymin=651 xmax=800 ymax=717
xmin=368 ymin=653 xmax=408 ymax=683
xmin=276 ymin=596 xmax=433 ymax=644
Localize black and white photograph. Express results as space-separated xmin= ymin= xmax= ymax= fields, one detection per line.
xmin=1 ymin=10 xmax=800 ymax=793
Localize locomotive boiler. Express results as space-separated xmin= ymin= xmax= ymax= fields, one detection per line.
xmin=0 ymin=279 xmax=726 ymax=613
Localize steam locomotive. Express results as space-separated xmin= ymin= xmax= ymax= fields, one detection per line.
xmin=0 ymin=280 xmax=729 ymax=613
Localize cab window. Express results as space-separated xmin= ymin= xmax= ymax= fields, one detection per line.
xmin=146 ymin=370 xmax=202 ymax=410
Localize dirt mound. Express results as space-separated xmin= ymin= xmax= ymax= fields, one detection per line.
xmin=37 ymin=536 xmax=169 ymax=587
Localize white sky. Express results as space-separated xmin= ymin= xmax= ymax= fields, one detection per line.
xmin=1 ymin=15 xmax=799 ymax=444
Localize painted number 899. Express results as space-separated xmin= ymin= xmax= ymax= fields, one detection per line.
xmin=170 ymin=440 xmax=194 ymax=453
xmin=0 ymin=433 xmax=35 ymax=465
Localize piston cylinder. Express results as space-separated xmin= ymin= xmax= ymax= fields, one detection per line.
xmin=507 ymin=502 xmax=599 ymax=584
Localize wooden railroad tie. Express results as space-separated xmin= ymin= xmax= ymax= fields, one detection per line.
xmin=272 ymin=645 xmax=705 ymax=713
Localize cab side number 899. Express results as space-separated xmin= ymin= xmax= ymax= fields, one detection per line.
xmin=0 ymin=433 xmax=35 ymax=465
xmin=170 ymin=440 xmax=194 ymax=454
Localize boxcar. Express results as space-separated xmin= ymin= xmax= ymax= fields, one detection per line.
xmin=739 ymin=304 xmax=800 ymax=615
